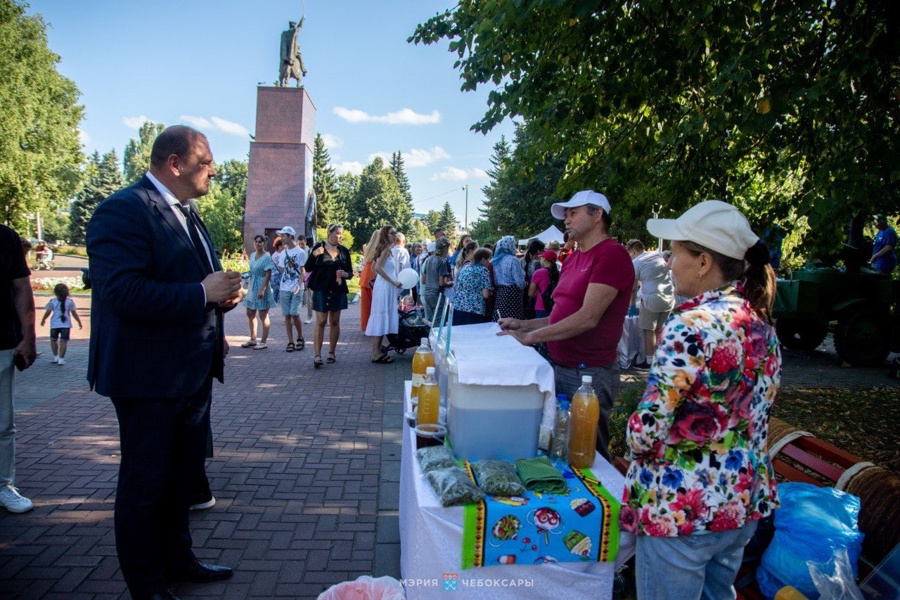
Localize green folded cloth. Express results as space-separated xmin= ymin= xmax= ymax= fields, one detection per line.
xmin=514 ymin=456 xmax=567 ymax=494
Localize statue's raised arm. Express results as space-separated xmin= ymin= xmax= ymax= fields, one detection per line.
xmin=278 ymin=18 xmax=307 ymax=87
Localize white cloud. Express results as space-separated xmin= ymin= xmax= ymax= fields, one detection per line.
xmin=178 ymin=115 xmax=250 ymax=137
xmin=368 ymin=151 xmax=392 ymax=164
xmin=122 ymin=115 xmax=149 ymax=129
xmin=321 ymin=133 xmax=343 ymax=149
xmin=405 ymin=147 xmax=451 ymax=168
xmin=211 ymin=116 xmax=250 ymax=137
xmin=334 ymin=161 xmax=364 ymax=176
xmin=333 ymin=106 xmax=441 ymax=125
xmin=368 ymin=147 xmax=450 ymax=168
xmin=78 ymin=129 xmax=91 ymax=146
xmin=431 ymin=167 xmax=489 ymax=181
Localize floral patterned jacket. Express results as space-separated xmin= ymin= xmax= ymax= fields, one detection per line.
xmin=621 ymin=283 xmax=781 ymax=537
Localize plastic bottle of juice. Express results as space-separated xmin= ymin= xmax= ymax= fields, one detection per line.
xmin=568 ymin=376 xmax=600 ymax=469
xmin=411 ymin=337 xmax=434 ymax=401
xmin=417 ymin=367 xmax=440 ymax=426
xmin=551 ymin=395 xmax=571 ymax=461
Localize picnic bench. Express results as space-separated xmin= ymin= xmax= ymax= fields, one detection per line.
xmin=611 ymin=417 xmax=900 ymax=598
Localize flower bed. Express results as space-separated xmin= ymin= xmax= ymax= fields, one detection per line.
xmin=31 ymin=276 xmax=85 ymax=294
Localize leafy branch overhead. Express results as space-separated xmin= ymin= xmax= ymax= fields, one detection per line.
xmin=411 ymin=0 xmax=899 ymax=257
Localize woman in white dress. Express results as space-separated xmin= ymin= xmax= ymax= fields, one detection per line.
xmin=365 ymin=225 xmax=403 ymax=363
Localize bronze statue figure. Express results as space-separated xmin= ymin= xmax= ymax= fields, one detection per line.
xmin=279 ymin=18 xmax=307 ymax=87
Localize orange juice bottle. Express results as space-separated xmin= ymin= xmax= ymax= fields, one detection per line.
xmin=417 ymin=367 xmax=440 ymax=426
xmin=411 ymin=337 xmax=434 ymax=401
xmin=568 ymin=376 xmax=600 ymax=469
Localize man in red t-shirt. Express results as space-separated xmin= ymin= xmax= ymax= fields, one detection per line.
xmin=499 ymin=190 xmax=634 ymax=460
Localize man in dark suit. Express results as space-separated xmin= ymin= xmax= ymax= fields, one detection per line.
xmin=86 ymin=125 xmax=242 ymax=600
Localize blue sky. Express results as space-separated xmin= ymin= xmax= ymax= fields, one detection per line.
xmin=27 ymin=0 xmax=517 ymax=227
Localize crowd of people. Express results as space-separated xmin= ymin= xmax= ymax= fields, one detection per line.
xmin=1 ymin=123 xmax=896 ymax=600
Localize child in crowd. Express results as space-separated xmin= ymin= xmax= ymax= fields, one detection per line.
xmin=40 ymin=283 xmax=82 ymax=365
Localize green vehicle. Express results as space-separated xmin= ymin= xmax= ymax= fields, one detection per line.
xmin=774 ymin=268 xmax=900 ymax=366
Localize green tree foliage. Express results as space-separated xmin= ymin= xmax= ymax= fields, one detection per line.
xmin=346 ymin=157 xmax=412 ymax=250
xmin=40 ymin=207 xmax=69 ymax=243
xmin=438 ymin=202 xmax=458 ymax=239
xmin=123 ymin=121 xmax=166 ymax=184
xmin=421 ymin=210 xmax=443 ymax=236
xmin=408 ymin=217 xmax=430 ymax=243
xmin=411 ymin=0 xmax=900 ymax=258
xmin=196 ymin=159 xmax=247 ymax=254
xmin=0 ymin=0 xmax=83 ymax=231
xmin=69 ymin=150 xmax=124 ymax=244
xmin=389 ymin=151 xmax=413 ymax=205
xmin=478 ymin=124 xmax=568 ymax=239
xmin=312 ymin=133 xmax=340 ymax=225
xmin=330 ymin=172 xmax=355 ymax=227
xmin=467 ymin=218 xmax=498 ymax=246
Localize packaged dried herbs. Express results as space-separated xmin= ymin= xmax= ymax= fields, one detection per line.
xmin=416 ymin=445 xmax=457 ymax=473
xmin=425 ymin=467 xmax=485 ymax=507
xmin=472 ymin=460 xmax=526 ymax=497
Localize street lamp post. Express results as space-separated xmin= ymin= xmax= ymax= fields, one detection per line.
xmin=463 ymin=185 xmax=468 ymax=232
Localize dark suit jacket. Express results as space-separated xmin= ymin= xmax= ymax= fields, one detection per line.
xmin=86 ymin=175 xmax=225 ymax=398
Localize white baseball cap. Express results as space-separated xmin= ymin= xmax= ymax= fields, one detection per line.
xmin=646 ymin=200 xmax=758 ymax=260
xmin=550 ymin=190 xmax=612 ymax=220
xmin=276 ymin=226 xmax=296 ymax=237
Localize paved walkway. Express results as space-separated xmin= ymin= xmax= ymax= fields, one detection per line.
xmin=2 ymin=296 xmax=408 ymax=599
xmin=2 ymin=270 xmax=897 ymax=598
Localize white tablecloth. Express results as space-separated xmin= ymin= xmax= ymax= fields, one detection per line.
xmin=399 ymin=382 xmax=636 ymax=599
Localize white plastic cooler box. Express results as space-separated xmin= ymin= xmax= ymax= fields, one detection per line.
xmin=431 ymin=322 xmax=555 ymax=462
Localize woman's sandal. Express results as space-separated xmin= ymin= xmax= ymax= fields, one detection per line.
xmin=296 ymin=337 xmax=305 ymax=351
xmin=314 ymin=355 xmax=323 ymax=369
xmin=286 ymin=342 xmax=295 ymax=353
xmin=371 ymin=353 xmax=394 ymax=364
xmin=326 ymin=352 xmax=336 ymax=364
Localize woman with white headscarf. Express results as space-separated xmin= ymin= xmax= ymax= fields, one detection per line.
xmin=490 ymin=235 xmax=526 ymax=321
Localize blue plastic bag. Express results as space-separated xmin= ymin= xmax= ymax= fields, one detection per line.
xmin=757 ymin=482 xmax=864 ymax=599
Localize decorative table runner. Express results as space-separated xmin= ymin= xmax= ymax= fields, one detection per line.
xmin=462 ymin=458 xmax=620 ymax=569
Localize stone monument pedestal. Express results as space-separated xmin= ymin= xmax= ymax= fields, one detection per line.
xmin=243 ymin=86 xmax=316 ymax=251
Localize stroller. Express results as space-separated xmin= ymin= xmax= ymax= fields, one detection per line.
xmin=383 ymin=305 xmax=430 ymax=355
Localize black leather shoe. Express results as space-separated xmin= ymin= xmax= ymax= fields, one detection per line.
xmin=170 ymin=560 xmax=233 ymax=583
xmin=150 ymin=590 xmax=180 ymax=600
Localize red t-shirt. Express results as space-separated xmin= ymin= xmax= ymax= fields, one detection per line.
xmin=531 ymin=268 xmax=550 ymax=311
xmin=546 ymin=238 xmax=634 ymax=367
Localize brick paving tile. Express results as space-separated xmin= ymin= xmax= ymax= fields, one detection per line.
xmin=4 ymin=282 xmax=896 ymax=599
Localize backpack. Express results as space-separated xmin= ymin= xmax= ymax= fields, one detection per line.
xmin=540 ymin=274 xmax=558 ymax=312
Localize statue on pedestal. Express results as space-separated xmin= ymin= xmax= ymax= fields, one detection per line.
xmin=279 ymin=18 xmax=307 ymax=87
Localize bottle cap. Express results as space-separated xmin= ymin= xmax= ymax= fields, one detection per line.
xmin=560 ymin=400 xmax=570 ymax=409
xmin=582 ymin=375 xmax=593 ymax=384
xmin=556 ymin=393 xmax=567 ymax=402
xmin=421 ymin=337 xmax=429 ymax=346
xmin=426 ymin=366 xmax=435 ymax=374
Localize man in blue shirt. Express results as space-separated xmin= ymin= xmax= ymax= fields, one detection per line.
xmin=871 ymin=214 xmax=897 ymax=274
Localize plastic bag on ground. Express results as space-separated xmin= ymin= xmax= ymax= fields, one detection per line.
xmin=808 ymin=548 xmax=864 ymax=600
xmin=317 ymin=575 xmax=406 ymax=600
xmin=757 ymin=482 xmax=864 ymax=599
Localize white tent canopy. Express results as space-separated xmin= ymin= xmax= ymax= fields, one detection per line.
xmin=518 ymin=225 xmax=565 ymax=246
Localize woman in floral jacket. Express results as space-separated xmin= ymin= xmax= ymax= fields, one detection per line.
xmin=621 ymin=200 xmax=781 ymax=600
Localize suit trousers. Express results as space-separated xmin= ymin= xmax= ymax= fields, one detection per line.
xmin=111 ymin=375 xmax=212 ymax=598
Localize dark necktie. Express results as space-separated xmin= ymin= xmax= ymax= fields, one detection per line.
xmin=178 ymin=204 xmax=213 ymax=273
